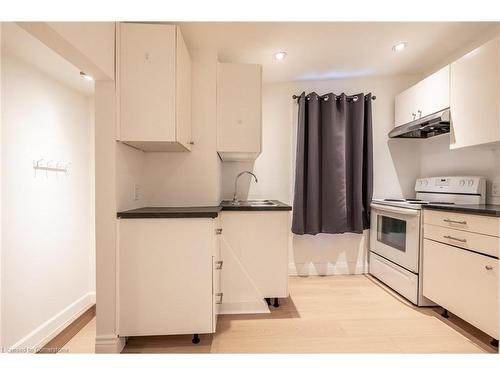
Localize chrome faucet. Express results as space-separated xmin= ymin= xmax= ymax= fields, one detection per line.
xmin=233 ymin=171 xmax=258 ymax=203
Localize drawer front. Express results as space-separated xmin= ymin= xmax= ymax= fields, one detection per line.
xmin=369 ymin=252 xmax=419 ymax=304
xmin=423 ymin=239 xmax=498 ymax=338
xmin=424 ymin=224 xmax=500 ymax=258
xmin=424 ymin=210 xmax=500 ymax=237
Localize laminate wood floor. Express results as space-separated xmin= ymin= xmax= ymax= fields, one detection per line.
xmin=62 ymin=275 xmax=498 ymax=354
xmin=58 ymin=317 xmax=96 ymax=354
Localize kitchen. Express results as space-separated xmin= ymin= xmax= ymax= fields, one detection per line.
xmin=0 ymin=2 xmax=499 ymax=372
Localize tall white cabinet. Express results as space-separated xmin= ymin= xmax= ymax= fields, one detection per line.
xmin=217 ymin=63 xmax=262 ymax=161
xmin=450 ymin=36 xmax=500 ymax=149
xmin=118 ymin=218 xmax=222 ymax=337
xmin=118 ymin=23 xmax=192 ymax=152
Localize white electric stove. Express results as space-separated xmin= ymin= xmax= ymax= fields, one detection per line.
xmin=369 ymin=176 xmax=486 ymax=306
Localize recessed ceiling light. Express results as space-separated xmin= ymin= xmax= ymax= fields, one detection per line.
xmin=392 ymin=42 xmax=407 ymax=53
xmin=80 ymin=71 xmax=94 ymax=81
xmin=273 ymin=51 xmax=287 ymax=61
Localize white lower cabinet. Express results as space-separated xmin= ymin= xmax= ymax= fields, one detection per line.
xmin=219 ymin=211 xmax=289 ymax=314
xmin=118 ymin=218 xmax=221 ymax=337
xmin=423 ymin=238 xmax=498 ymax=339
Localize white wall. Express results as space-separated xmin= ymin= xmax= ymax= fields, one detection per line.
xmin=0 ymin=22 xmax=3 ymax=349
xmin=88 ymin=98 xmax=96 ymax=294
xmin=94 ymin=80 xmax=124 ymax=353
xmin=1 ymin=53 xmax=95 ymax=349
xmin=116 ymin=143 xmax=145 ymax=212
xmin=221 ymin=75 xmax=421 ymax=275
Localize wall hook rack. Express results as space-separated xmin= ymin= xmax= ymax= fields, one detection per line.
xmin=33 ymin=159 xmax=70 ymax=176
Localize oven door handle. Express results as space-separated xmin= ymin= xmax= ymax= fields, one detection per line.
xmin=370 ymin=203 xmax=420 ymax=216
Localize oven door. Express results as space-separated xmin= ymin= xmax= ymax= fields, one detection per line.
xmin=370 ymin=203 xmax=420 ymax=273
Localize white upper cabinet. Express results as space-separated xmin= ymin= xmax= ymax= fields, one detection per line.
xmin=118 ymin=23 xmax=192 ymax=152
xmin=394 ymin=65 xmax=450 ymax=127
xmin=450 ymin=36 xmax=500 ymax=149
xmin=217 ymin=63 xmax=262 ymax=161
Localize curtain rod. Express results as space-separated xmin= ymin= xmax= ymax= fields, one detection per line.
xmin=292 ymin=94 xmax=376 ymax=101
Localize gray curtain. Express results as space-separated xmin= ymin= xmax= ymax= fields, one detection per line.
xmin=292 ymin=92 xmax=373 ymax=235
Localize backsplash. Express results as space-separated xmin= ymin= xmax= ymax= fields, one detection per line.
xmin=419 ymin=134 xmax=500 ymax=204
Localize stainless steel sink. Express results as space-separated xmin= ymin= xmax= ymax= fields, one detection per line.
xmin=228 ymin=200 xmax=278 ymax=207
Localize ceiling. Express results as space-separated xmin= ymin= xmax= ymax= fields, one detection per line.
xmin=2 ymin=23 xmax=95 ymax=96
xmin=178 ymin=22 xmax=499 ymax=82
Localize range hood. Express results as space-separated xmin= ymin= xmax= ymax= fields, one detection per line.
xmin=389 ymin=109 xmax=450 ymax=139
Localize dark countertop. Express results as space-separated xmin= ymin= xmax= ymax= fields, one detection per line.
xmin=220 ymin=200 xmax=292 ymax=212
xmin=424 ymin=203 xmax=500 ymax=217
xmin=117 ymin=200 xmax=292 ymax=218
xmin=117 ymin=206 xmax=222 ymax=219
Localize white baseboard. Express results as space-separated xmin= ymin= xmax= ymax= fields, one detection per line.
xmin=289 ymin=261 xmax=368 ymax=276
xmin=9 ymin=291 xmax=95 ymax=353
xmin=95 ymin=334 xmax=126 ymax=354
xmin=219 ymin=300 xmax=270 ymax=315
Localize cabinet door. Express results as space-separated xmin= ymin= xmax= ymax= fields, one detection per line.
xmin=416 ymin=65 xmax=450 ymax=118
xmin=118 ymin=218 xmax=214 ymax=336
xmin=175 ymin=28 xmax=192 ymax=150
xmin=394 ymin=66 xmax=449 ymax=127
xmin=450 ymin=37 xmax=500 ymax=149
xmin=120 ymin=23 xmax=176 ymax=142
xmin=423 ymin=239 xmax=498 ymax=338
xmin=394 ymin=86 xmax=418 ymax=127
xmin=217 ymin=63 xmax=262 ymax=155
xmin=221 ymin=211 xmax=289 ymax=298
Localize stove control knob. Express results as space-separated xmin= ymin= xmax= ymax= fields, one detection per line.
xmin=459 ymin=179 xmax=465 ymax=187
xmin=468 ymin=179 xmax=474 ymax=187
xmin=423 ymin=180 xmax=428 ymax=186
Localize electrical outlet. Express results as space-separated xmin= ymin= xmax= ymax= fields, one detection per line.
xmin=134 ymin=184 xmax=140 ymax=201
xmin=492 ymin=182 xmax=500 ymax=197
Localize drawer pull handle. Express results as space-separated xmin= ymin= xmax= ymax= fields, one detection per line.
xmin=485 ymin=265 xmax=493 ymax=271
xmin=215 ymin=260 xmax=224 ymax=270
xmin=215 ymin=292 xmax=224 ymax=304
xmin=443 ymin=235 xmax=467 ymax=243
xmin=443 ymin=219 xmax=467 ymax=225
